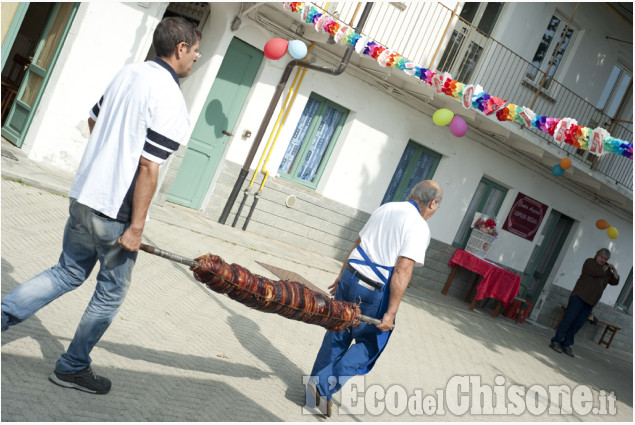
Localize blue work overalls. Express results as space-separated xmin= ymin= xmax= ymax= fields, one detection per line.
xmin=309 ymin=200 xmax=419 ymax=401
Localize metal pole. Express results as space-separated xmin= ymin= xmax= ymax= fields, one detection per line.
xmin=232 ymin=191 xmax=249 ymax=227
xmin=242 ymin=193 xmax=260 ymax=231
xmin=219 ymin=2 xmax=374 ymax=224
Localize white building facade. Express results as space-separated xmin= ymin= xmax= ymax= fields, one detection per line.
xmin=1 ymin=2 xmax=632 ymax=349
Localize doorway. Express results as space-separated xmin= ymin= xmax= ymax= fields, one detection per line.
xmin=381 ymin=141 xmax=441 ymax=204
xmin=521 ymin=210 xmax=575 ymax=318
xmin=167 ymin=37 xmax=263 ymax=209
xmin=1 ymin=3 xmax=78 ymax=146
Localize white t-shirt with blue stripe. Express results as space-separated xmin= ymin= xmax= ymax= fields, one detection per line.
xmin=70 ymin=59 xmax=190 ymax=221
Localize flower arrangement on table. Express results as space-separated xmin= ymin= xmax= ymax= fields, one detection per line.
xmin=474 ymin=217 xmax=498 ymax=237
xmin=466 ymin=216 xmax=498 ymax=257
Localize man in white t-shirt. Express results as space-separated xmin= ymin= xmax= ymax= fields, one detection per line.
xmin=1 ymin=17 xmax=201 ymax=395
xmin=307 ymin=180 xmax=443 ymax=416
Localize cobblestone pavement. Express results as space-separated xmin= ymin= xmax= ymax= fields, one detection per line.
xmin=1 ymin=142 xmax=633 ymax=421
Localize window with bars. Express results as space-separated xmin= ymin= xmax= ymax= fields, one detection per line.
xmin=278 ymin=93 xmax=349 ymax=189
xmin=453 ymin=178 xmax=508 ymax=248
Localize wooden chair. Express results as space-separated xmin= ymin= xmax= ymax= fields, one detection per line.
xmin=554 ymin=305 xmax=621 ymax=349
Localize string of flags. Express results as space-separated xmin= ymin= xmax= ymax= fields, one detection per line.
xmin=281 ymin=2 xmax=633 ymax=160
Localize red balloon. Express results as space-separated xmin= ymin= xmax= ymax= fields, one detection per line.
xmin=264 ymin=38 xmax=289 ymax=60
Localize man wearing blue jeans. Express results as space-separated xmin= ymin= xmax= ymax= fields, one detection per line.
xmin=550 ymin=248 xmax=619 ymax=357
xmin=307 ymin=180 xmax=443 ymax=416
xmin=1 ymin=17 xmax=201 ymax=394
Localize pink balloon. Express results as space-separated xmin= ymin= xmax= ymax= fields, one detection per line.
xmin=449 ymin=116 xmax=467 ymax=137
xmin=264 ymin=38 xmax=289 ymax=60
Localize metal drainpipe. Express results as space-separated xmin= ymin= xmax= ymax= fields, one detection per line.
xmin=219 ymin=2 xmax=374 ymax=224
xmin=240 ymin=66 xmax=309 ymax=231
xmin=232 ymin=61 xmax=309 ymax=228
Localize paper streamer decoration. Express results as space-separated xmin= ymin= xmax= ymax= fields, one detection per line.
xmin=283 ymin=2 xmax=632 ymax=160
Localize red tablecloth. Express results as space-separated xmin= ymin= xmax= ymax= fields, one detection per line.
xmin=449 ymin=249 xmax=520 ymax=306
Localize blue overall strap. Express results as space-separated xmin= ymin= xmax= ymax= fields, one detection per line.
xmin=407 ymin=199 xmax=420 ymax=213
xmin=349 ymin=246 xmax=396 ymax=375
xmin=349 ymin=245 xmax=392 ymax=285
xmin=357 ymin=267 xmax=394 ymax=375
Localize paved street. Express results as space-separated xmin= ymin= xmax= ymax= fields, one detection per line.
xmin=1 ymin=143 xmax=633 ymax=421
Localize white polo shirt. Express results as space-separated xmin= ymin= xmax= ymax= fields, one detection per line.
xmin=349 ymin=201 xmax=431 ymax=283
xmin=69 ymin=58 xmax=190 ymax=221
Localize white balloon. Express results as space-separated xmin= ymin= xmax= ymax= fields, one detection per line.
xmin=288 ymin=40 xmax=308 ymax=59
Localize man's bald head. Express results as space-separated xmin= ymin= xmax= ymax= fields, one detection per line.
xmin=408 ymin=180 xmax=442 ymax=205
xmin=408 ymin=180 xmax=442 ymax=220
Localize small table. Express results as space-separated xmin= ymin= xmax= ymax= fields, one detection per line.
xmin=442 ymin=248 xmax=521 ymax=316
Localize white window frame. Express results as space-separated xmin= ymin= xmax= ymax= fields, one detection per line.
xmin=597 ymin=62 xmax=632 ymax=119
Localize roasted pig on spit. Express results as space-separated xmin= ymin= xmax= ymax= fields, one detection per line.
xmin=140 ymin=244 xmax=381 ymax=331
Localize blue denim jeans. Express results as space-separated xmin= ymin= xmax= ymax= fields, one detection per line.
xmin=1 ymin=198 xmax=137 ymax=373
xmin=310 ymin=267 xmax=384 ymax=401
xmin=552 ymin=295 xmax=593 ymax=348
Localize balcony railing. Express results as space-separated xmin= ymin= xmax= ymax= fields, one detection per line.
xmin=312 ymin=2 xmax=633 ymax=190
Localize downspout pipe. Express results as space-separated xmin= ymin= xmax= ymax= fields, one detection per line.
xmin=219 ymin=2 xmax=374 ymax=224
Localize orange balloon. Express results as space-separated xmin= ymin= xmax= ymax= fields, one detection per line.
xmin=560 ymin=158 xmax=572 ymax=170
xmin=596 ymin=219 xmax=610 ymax=230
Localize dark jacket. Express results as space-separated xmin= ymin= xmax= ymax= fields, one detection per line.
xmin=570 ymin=258 xmax=620 ymax=306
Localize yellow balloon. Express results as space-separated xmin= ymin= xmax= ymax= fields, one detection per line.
xmin=607 ymin=226 xmax=618 ymax=239
xmin=433 ymin=108 xmax=454 ymax=126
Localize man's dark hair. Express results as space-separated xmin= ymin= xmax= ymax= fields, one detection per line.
xmin=596 ymin=248 xmax=611 ymax=258
xmin=153 ymin=16 xmax=202 ymax=58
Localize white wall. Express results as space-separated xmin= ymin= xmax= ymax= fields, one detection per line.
xmin=22 ymin=2 xmax=167 ymax=171
xmin=220 ymin=9 xmax=632 ymax=308
xmin=494 ymin=2 xmax=632 ymax=106
xmin=18 ymin=2 xmax=632 ymax=308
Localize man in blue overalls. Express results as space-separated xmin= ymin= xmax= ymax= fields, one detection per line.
xmin=306 ymin=180 xmax=443 ymax=416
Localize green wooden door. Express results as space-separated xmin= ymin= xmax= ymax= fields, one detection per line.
xmin=381 ymin=142 xmax=441 ymax=204
xmin=167 ymin=37 xmax=263 ymax=208
xmin=2 ymin=3 xmax=78 ymax=147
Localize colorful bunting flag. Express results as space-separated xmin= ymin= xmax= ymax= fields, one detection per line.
xmin=283 ymin=2 xmax=632 ymax=159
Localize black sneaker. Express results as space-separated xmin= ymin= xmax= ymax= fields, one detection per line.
xmin=562 ymin=346 xmax=575 ymax=357
xmin=549 ymin=341 xmax=563 ymax=353
xmin=49 ymin=366 xmax=111 ymax=394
